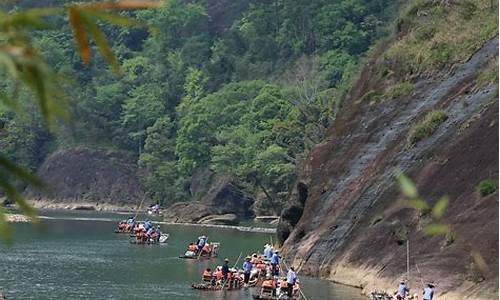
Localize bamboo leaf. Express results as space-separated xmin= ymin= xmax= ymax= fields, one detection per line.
xmin=0 ymin=8 xmax=60 ymax=30
xmin=432 ymin=196 xmax=449 ymax=219
xmin=68 ymin=7 xmax=91 ymax=64
xmin=472 ymin=250 xmax=488 ymax=273
xmin=0 ymin=206 xmax=12 ymax=244
xmin=0 ymin=155 xmax=45 ymax=188
xmin=423 ymin=223 xmax=450 ymax=236
xmin=404 ymin=198 xmax=430 ymax=211
xmin=87 ymin=1 xmax=163 ymax=10
xmin=81 ymin=9 xmax=144 ymax=27
xmin=81 ymin=14 xmax=120 ymax=73
xmin=398 ymin=174 xmax=418 ymax=199
xmin=0 ymin=51 xmax=20 ymax=78
xmin=0 ymin=173 xmax=39 ymax=225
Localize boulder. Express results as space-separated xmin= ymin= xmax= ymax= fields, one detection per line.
xmin=198 ymin=213 xmax=239 ymax=225
xmin=163 ymin=176 xmax=254 ymax=223
xmin=162 ymin=201 xmax=215 ymax=223
xmin=25 ymin=147 xmax=148 ymax=207
xmin=277 ymin=182 xmax=308 ymax=244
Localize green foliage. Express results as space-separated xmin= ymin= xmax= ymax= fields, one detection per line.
xmin=476 ymin=179 xmax=497 ymax=197
xmin=408 ymin=110 xmax=448 ymax=146
xmin=1 ymin=0 xmax=400 ymax=216
xmin=423 ymin=223 xmax=450 ymax=236
xmin=397 ymin=174 xmax=451 ymax=238
xmin=398 ymin=174 xmax=419 ymax=198
xmin=384 ymin=81 xmax=414 ymax=100
xmin=432 ymin=196 xmax=449 ymax=218
xmin=0 ymin=1 xmax=159 ymax=242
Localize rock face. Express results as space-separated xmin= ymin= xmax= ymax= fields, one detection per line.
xmin=279 ymin=39 xmax=498 ymax=300
xmin=25 ymin=147 xmax=148 ymax=208
xmin=163 ymin=175 xmax=254 ymax=223
xmin=198 ymin=213 xmax=239 ymax=225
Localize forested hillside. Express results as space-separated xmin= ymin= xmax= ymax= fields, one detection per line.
xmin=0 ymin=0 xmax=400 ymax=213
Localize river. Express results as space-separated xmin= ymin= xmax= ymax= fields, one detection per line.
xmin=0 ymin=210 xmax=366 ymax=300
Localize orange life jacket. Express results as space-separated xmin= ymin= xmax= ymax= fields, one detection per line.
xmin=280 ymin=280 xmax=288 ymax=288
xmin=202 ymin=244 xmax=210 ymax=253
xmin=262 ymin=280 xmax=276 ymax=289
xmin=215 ymin=270 xmax=223 ymax=280
xmin=188 ymin=245 xmax=197 ymax=252
xmin=256 ymin=263 xmax=266 ymax=270
xmin=202 ymin=270 xmax=212 ymax=280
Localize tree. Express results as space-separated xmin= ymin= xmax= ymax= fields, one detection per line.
xmin=0 ymin=1 xmax=161 ymax=242
xmin=139 ymin=116 xmax=186 ymax=205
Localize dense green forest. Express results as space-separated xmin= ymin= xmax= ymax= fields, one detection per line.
xmin=0 ymin=0 xmax=400 ymax=212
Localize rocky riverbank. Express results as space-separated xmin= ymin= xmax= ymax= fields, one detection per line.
xmin=27 ymin=199 xmax=138 ymax=212
xmin=6 ymin=214 xmax=30 ymax=223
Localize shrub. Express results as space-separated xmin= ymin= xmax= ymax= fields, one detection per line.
xmin=477 ymin=179 xmax=498 ymax=197
xmin=408 ymin=110 xmax=448 ymax=145
xmin=395 ymin=224 xmax=409 ymax=245
xmin=384 ymin=81 xmax=415 ymax=100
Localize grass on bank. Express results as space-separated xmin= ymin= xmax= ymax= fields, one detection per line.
xmin=408 ymin=110 xmax=448 ymax=145
xmin=384 ymin=81 xmax=415 ymax=100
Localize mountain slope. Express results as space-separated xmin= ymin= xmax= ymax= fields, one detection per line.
xmin=278 ymin=3 xmax=498 ymax=297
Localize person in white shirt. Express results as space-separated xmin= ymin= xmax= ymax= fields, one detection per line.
xmin=286 ymin=267 xmax=297 ymax=297
xmin=423 ymin=284 xmax=434 ymax=300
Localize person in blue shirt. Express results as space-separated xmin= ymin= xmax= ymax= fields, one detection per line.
xmin=270 ymin=251 xmax=280 ymax=276
xmin=197 ymin=235 xmax=207 ymax=253
xmin=144 ymin=220 xmax=152 ymax=231
xmin=423 ymin=283 xmax=434 ymax=300
xmin=396 ymin=281 xmax=409 ymax=300
xmin=286 ymin=267 xmax=297 ymax=297
xmin=153 ymin=225 xmax=161 ymax=242
xmin=242 ymin=257 xmax=253 ymax=285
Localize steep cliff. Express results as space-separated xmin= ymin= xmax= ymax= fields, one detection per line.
xmin=25 ymin=147 xmax=148 ymax=210
xmin=279 ymin=3 xmax=498 ymax=299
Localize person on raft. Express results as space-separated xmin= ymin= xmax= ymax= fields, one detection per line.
xmin=196 ymin=235 xmax=208 ymax=254
xmin=215 ymin=267 xmax=223 ymax=284
xmin=126 ymin=216 xmax=136 ymax=231
xmin=242 ymin=256 xmax=253 ymax=286
xmin=396 ymin=281 xmax=409 ymax=300
xmin=261 ymin=274 xmax=277 ymax=296
xmin=143 ymin=219 xmax=153 ymax=231
xmin=264 ymin=244 xmax=273 ymax=259
xmin=150 ymin=203 xmax=160 ymax=214
xmin=222 ymin=258 xmax=230 ymax=281
xmin=422 ymin=283 xmax=434 ymax=300
xmin=251 ymin=253 xmax=260 ymax=264
xmin=270 ymin=250 xmax=280 ymax=276
xmin=202 ymin=268 xmax=212 ymax=282
xmin=286 ymin=267 xmax=297 ymax=297
xmin=146 ymin=225 xmax=161 ymax=242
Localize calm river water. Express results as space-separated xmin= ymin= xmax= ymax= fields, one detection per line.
xmin=0 ymin=210 xmax=366 ymax=300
